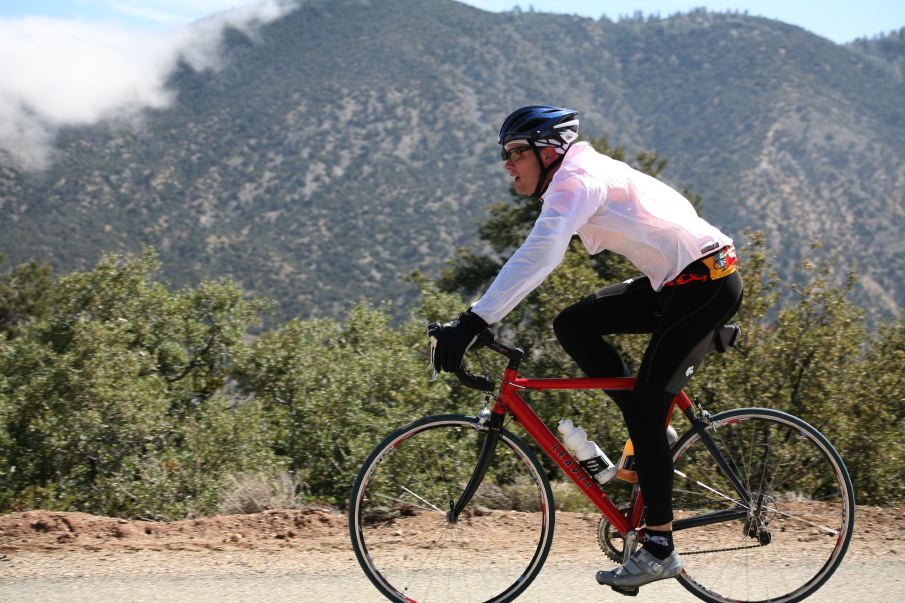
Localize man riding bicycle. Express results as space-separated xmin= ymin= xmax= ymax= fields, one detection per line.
xmin=431 ymin=105 xmax=744 ymax=588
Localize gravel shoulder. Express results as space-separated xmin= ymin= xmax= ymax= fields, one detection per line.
xmin=1 ymin=506 xmax=903 ymax=602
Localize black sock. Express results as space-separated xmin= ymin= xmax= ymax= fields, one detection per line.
xmin=642 ymin=528 xmax=674 ymax=559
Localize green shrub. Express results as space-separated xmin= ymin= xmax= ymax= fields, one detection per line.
xmin=0 ymin=250 xmax=280 ymax=519
xmin=238 ymin=302 xmax=464 ymax=506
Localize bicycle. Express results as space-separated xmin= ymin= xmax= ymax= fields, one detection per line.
xmin=349 ymin=324 xmax=855 ymax=603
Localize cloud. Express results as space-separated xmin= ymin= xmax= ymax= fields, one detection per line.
xmin=0 ymin=1 xmax=294 ymax=171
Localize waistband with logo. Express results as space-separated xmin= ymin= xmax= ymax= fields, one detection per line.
xmin=664 ymin=245 xmax=738 ymax=287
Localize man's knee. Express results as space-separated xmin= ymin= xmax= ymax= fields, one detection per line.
xmin=553 ymin=306 xmax=580 ymax=345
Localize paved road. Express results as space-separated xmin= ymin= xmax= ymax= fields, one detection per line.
xmin=3 ymin=506 xmax=902 ymax=603
xmin=2 ymin=555 xmax=903 ymax=602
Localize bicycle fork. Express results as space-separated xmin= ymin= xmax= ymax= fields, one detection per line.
xmin=446 ymin=410 xmax=504 ymax=523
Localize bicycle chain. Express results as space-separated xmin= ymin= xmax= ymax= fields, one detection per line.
xmin=682 ymin=543 xmax=763 ymax=555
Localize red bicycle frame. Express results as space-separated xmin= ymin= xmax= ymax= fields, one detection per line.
xmin=490 ymin=367 xmax=693 ymax=537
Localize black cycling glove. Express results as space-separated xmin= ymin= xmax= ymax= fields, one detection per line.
xmin=431 ymin=309 xmax=489 ymax=373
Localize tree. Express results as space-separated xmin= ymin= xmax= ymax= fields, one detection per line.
xmin=0 ymin=250 xmax=279 ymax=519
xmin=845 ymin=316 xmax=905 ymax=502
xmin=238 ymin=302 xmax=462 ymax=504
xmin=0 ymin=253 xmax=55 ymax=339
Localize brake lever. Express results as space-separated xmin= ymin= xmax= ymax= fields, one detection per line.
xmin=427 ymin=322 xmax=441 ymax=382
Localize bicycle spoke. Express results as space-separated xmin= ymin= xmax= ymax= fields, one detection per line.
xmin=743 ymin=418 xmax=758 ymax=495
xmin=399 ymin=485 xmax=446 ymax=514
xmin=371 ymin=491 xmax=445 ymax=515
xmin=674 ymin=468 xmax=749 ymax=508
xmin=771 ymin=507 xmax=842 ymax=536
xmin=763 ymin=427 xmax=795 ymax=497
xmin=401 ymin=522 xmax=450 ymax=595
xmin=431 ymin=434 xmax=459 ymax=510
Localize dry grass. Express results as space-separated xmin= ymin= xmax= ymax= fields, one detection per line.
xmin=217 ymin=471 xmax=305 ymax=515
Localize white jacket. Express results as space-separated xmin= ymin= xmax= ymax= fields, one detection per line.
xmin=471 ymin=142 xmax=732 ymax=324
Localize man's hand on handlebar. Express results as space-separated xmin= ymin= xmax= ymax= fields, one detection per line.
xmin=428 ymin=319 xmax=520 ymax=392
xmin=428 ymin=309 xmax=489 ymax=373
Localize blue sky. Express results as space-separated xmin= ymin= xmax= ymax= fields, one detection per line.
xmin=0 ymin=0 xmax=902 ymax=42
xmin=0 ymin=1 xmax=251 ymax=29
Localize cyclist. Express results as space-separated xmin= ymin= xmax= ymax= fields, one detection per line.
xmin=431 ymin=105 xmax=744 ymax=588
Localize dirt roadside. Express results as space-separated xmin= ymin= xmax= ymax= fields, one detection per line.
xmin=1 ymin=506 xmax=903 ymax=602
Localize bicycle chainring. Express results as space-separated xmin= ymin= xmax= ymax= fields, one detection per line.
xmin=597 ymin=507 xmax=634 ymax=563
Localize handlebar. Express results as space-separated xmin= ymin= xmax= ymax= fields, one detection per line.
xmin=427 ymin=323 xmax=525 ymax=392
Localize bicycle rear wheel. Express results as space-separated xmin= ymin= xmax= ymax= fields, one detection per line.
xmin=671 ymin=407 xmax=855 ymax=603
xmin=349 ymin=414 xmax=555 ymax=603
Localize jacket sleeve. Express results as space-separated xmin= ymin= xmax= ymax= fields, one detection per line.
xmin=470 ymin=176 xmax=601 ymax=324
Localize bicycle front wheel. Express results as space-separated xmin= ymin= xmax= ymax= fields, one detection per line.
xmin=671 ymin=407 xmax=855 ymax=603
xmin=349 ymin=414 xmax=555 ymax=603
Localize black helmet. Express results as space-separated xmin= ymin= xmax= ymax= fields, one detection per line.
xmin=499 ymin=105 xmax=580 ymax=198
xmin=498 ymin=105 xmax=580 ymax=152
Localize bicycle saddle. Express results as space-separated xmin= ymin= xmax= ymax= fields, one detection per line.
xmin=709 ymin=324 xmax=741 ymax=354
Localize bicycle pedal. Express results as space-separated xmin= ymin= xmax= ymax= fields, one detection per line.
xmin=610 ymin=585 xmax=640 ymax=597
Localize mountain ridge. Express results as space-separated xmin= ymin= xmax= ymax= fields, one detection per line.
xmin=1 ymin=0 xmax=902 ymax=320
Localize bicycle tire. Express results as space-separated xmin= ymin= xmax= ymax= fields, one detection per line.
xmin=349 ymin=414 xmax=555 ymax=603
xmin=670 ymin=407 xmax=855 ymax=603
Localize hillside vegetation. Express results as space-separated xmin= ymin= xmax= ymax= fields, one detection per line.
xmin=0 ymin=232 xmax=901 ymax=519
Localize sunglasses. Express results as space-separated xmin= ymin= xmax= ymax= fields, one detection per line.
xmin=501 ymin=145 xmax=532 ymax=163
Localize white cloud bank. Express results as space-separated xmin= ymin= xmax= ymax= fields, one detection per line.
xmin=0 ymin=1 xmax=294 ymax=171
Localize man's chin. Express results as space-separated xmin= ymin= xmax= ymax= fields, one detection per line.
xmin=513 ymin=181 xmax=533 ymax=196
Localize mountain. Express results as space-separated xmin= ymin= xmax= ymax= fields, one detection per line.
xmin=850 ymin=27 xmax=905 ymax=76
xmin=1 ymin=0 xmax=902 ymax=322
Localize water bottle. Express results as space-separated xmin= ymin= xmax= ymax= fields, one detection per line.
xmin=557 ymin=419 xmax=617 ymax=484
xmin=616 ymin=439 xmax=638 ymax=483
xmin=616 ymin=426 xmax=679 ymax=483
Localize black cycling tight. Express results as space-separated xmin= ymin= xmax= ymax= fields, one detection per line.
xmin=553 ymin=271 xmax=743 ymax=525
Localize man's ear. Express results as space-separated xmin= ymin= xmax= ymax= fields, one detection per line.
xmin=540 ymin=147 xmax=559 ymax=166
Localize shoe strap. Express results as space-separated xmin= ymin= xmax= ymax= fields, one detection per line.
xmin=621 ymin=550 xmax=663 ymax=576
